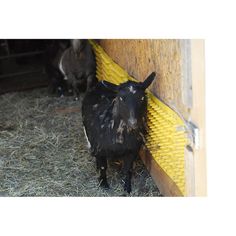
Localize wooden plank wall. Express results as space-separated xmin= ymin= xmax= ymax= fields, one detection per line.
xmin=100 ymin=39 xmax=190 ymax=120
xmin=99 ymin=39 xmax=206 ymax=196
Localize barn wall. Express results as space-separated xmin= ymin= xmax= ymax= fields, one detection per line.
xmin=99 ymin=39 xmax=190 ymax=120
xmin=91 ymin=40 xmax=188 ymax=196
xmin=98 ymin=39 xmax=206 ymax=196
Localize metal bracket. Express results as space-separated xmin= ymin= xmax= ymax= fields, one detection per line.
xmin=186 ymin=121 xmax=200 ymax=150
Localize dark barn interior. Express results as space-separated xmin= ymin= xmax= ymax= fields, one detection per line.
xmin=0 ymin=40 xmax=48 ymax=94
xmin=0 ymin=39 xmax=160 ymax=196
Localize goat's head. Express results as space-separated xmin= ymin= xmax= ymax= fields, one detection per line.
xmin=102 ymin=72 xmax=156 ymax=129
xmin=71 ymin=39 xmax=87 ymax=56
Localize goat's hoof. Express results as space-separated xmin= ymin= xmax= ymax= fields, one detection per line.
xmin=124 ymin=184 xmax=132 ymax=194
xmin=99 ymin=179 xmax=110 ymax=190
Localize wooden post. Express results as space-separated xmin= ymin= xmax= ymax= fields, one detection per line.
xmin=190 ymin=40 xmax=207 ymax=196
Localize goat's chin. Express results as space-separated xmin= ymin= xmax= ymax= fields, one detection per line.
xmin=127 ymin=123 xmax=138 ymax=131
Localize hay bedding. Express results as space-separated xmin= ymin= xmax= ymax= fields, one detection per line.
xmin=0 ymin=88 xmax=161 ymax=196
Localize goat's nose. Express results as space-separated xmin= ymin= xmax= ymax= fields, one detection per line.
xmin=128 ymin=118 xmax=137 ymax=128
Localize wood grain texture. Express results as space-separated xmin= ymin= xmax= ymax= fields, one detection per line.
xmin=190 ymin=40 xmax=207 ymax=196
xmin=98 ymin=39 xmax=206 ymax=196
xmin=140 ymin=148 xmax=183 ymax=196
xmin=100 ymin=39 xmax=190 ymax=119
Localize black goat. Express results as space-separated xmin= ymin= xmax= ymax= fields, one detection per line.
xmin=59 ymin=39 xmax=97 ymax=100
xmin=82 ymin=72 xmax=156 ymax=193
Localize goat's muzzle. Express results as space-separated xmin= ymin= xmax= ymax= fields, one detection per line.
xmin=128 ymin=117 xmax=138 ymax=129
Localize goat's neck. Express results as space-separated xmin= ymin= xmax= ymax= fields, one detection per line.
xmin=111 ymin=98 xmax=122 ymax=125
xmin=110 ymin=99 xmax=131 ymax=132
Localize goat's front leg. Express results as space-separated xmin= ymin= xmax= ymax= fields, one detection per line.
xmin=72 ymin=82 xmax=80 ymax=101
xmin=86 ymin=74 xmax=97 ymax=91
xmin=96 ymin=156 xmax=109 ymax=189
xmin=123 ymin=155 xmax=137 ymax=194
xmin=67 ymin=74 xmax=80 ymax=100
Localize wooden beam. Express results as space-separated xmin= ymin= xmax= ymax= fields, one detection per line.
xmin=0 ymin=50 xmax=45 ymax=60
xmin=140 ymin=148 xmax=183 ymax=197
xmin=0 ymin=69 xmax=44 ymax=79
xmin=190 ymin=40 xmax=207 ymax=196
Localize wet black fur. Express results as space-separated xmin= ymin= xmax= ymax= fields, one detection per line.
xmin=82 ymin=72 xmax=156 ymax=193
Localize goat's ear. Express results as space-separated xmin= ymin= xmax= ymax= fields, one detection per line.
xmin=71 ymin=39 xmax=81 ymax=53
xmin=141 ymin=72 xmax=156 ymax=90
xmin=101 ymin=80 xmax=119 ymax=92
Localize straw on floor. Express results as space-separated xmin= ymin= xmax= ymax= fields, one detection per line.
xmin=0 ymin=88 xmax=160 ymax=196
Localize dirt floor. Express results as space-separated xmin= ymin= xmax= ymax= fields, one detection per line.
xmin=0 ymin=88 xmax=161 ymax=196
